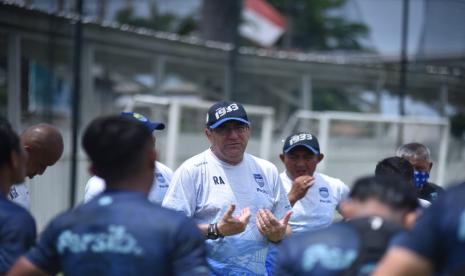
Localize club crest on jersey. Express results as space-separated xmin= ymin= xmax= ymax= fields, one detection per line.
xmin=156 ymin=173 xmax=165 ymax=183
xmin=319 ymin=187 xmax=329 ymax=198
xmin=254 ymin=174 xmax=265 ymax=187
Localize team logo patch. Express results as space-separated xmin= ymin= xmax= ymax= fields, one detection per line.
xmin=156 ymin=173 xmax=165 ymax=183
xmin=319 ymin=187 xmax=329 ymax=198
xmin=254 ymin=174 xmax=265 ymax=187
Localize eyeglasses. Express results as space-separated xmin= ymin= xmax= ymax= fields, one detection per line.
xmin=212 ymin=124 xmax=249 ymax=136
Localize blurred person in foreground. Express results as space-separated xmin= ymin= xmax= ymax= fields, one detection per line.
xmin=276 ymin=175 xmax=419 ymax=276
xmin=396 ymin=142 xmax=444 ymax=203
xmin=374 ymin=180 xmax=465 ymax=276
xmin=0 ymin=119 xmax=36 ymax=273
xmin=8 ymin=115 xmax=208 ymax=276
xmin=375 ymin=156 xmax=431 ymax=208
xmin=84 ymin=112 xmax=173 ymax=204
xmin=8 ymin=123 xmax=64 ymax=210
xmin=162 ymin=101 xmax=292 ymax=275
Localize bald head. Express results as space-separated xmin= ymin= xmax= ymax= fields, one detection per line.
xmin=21 ymin=123 xmax=64 ymax=178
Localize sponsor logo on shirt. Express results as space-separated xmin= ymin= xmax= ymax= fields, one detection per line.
xmin=194 ymin=161 xmax=208 ymax=167
xmin=301 ymin=244 xmax=356 ymax=271
xmin=57 ymin=225 xmax=144 ymax=256
xmin=253 ymin=174 xmax=265 ymax=187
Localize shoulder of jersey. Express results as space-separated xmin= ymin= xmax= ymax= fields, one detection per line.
xmin=317 ymin=172 xmax=346 ymax=186
xmin=155 ymin=161 xmax=174 ymax=174
xmin=249 ymin=153 xmax=277 ymax=169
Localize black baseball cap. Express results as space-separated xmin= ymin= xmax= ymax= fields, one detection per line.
xmin=283 ymin=132 xmax=320 ymax=155
xmin=120 ymin=112 xmax=165 ymax=132
xmin=206 ymin=101 xmax=250 ymax=129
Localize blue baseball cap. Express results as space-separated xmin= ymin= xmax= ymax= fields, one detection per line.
xmin=206 ymin=101 xmax=250 ymax=129
xmin=283 ymin=132 xmax=320 ymax=155
xmin=120 ymin=112 xmax=165 ymax=132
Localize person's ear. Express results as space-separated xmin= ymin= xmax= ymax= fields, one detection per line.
xmin=9 ymin=151 xmax=20 ymax=170
xmin=205 ymin=127 xmax=212 ymax=138
xmin=279 ymin=154 xmax=285 ymax=163
xmin=428 ymin=162 xmax=433 ymax=172
xmin=317 ymin=153 xmax=324 ymax=163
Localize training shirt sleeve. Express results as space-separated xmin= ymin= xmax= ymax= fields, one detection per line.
xmin=267 ymin=164 xmax=292 ymax=220
xmin=170 ymin=216 xmax=209 ymax=275
xmin=335 ymin=179 xmax=350 ymax=213
xmin=157 ymin=162 xmax=174 ymax=184
xmin=83 ymin=176 xmax=106 ymax=203
xmin=25 ymin=219 xmax=62 ymax=274
xmin=0 ymin=211 xmax=36 ymax=273
xmin=162 ymin=165 xmax=198 ymax=217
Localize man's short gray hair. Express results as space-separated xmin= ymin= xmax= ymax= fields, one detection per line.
xmin=396 ymin=142 xmax=432 ymax=163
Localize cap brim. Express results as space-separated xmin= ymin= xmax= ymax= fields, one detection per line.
xmin=284 ymin=144 xmax=319 ymax=155
xmin=148 ymin=122 xmax=165 ymax=131
xmin=209 ymin=117 xmax=250 ymax=129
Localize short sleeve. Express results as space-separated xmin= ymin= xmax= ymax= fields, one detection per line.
xmin=25 ymin=220 xmax=61 ymax=274
xmin=162 ymin=166 xmax=198 ymax=217
xmin=0 ymin=212 xmax=36 ymax=273
xmin=271 ymin=169 xmax=292 ymax=220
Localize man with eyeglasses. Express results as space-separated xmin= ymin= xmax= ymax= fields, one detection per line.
xmin=162 ymin=100 xmax=292 ymax=275
xmin=279 ymin=132 xmax=349 ymax=233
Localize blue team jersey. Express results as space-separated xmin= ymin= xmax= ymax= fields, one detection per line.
xmin=26 ymin=190 xmax=209 ymax=276
xmin=276 ymin=217 xmax=402 ymax=276
xmin=394 ymin=181 xmax=465 ymax=275
xmin=0 ymin=193 xmax=36 ymax=273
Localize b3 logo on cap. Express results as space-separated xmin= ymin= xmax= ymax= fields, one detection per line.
xmin=289 ymin=133 xmax=313 ymax=146
xmin=215 ymin=103 xmax=239 ymax=119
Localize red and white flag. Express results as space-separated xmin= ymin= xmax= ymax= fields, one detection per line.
xmin=239 ymin=0 xmax=286 ymax=47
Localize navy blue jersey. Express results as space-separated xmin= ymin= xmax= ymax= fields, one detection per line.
xmin=26 ymin=190 xmax=208 ymax=276
xmin=0 ymin=194 xmax=36 ymax=272
xmin=276 ymin=217 xmax=402 ymax=276
xmin=394 ymin=181 xmax=465 ymax=275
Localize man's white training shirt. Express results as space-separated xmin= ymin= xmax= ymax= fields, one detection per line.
xmin=280 ymin=171 xmax=349 ymax=233
xmin=162 ymin=149 xmax=292 ymax=275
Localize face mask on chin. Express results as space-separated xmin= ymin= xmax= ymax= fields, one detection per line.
xmin=413 ymin=170 xmax=429 ymax=189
